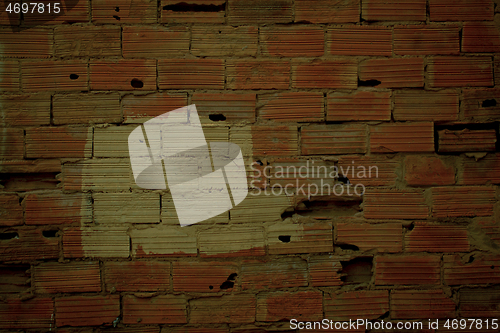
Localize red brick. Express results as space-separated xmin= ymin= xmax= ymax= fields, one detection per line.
xmin=496 ymin=56 xmax=500 ymax=86
xmin=438 ymin=129 xmax=496 ymax=153
xmin=428 ymin=56 xmax=493 ymax=88
xmin=123 ymin=295 xmax=187 ymax=324
xmin=22 ymin=60 xmax=87 ymax=92
xmin=170 ymin=329 xmax=227 ymax=333
xmin=92 ymin=0 xmax=156 ymax=23
xmin=161 ymin=0 xmax=225 ymax=23
xmin=173 ymin=261 xmax=237 ymax=292
xmin=292 ymin=60 xmax=358 ymax=89
xmin=375 ymin=255 xmax=441 ymax=285
xmin=192 ymin=26 xmax=258 ymax=57
xmin=295 ymin=0 xmax=359 ymax=23
xmin=405 ymin=223 xmax=470 ymax=252
xmin=55 ymin=25 xmax=121 ymax=57
xmin=0 ymin=228 xmax=58 ymax=262
xmin=228 ymin=0 xmax=292 ymax=24
xmin=391 ymin=290 xmax=455 ymax=319
xmin=232 ymin=126 xmax=298 ymax=156
xmin=102 ymin=327 xmax=160 ymax=333
xmin=359 ymin=58 xmax=424 ymax=88
xmin=159 ymin=59 xmax=224 ymax=89
xmin=0 ymin=159 xmax=61 ymax=174
xmin=55 ymin=295 xmax=120 ymax=327
xmin=301 ymin=124 xmax=367 ymax=155
xmin=199 ymin=225 xmax=265 ymax=257
xmin=257 ymin=291 xmax=322 ymax=322
xmin=463 ymin=88 xmax=500 ymax=121
xmin=26 ymin=127 xmax=92 ymax=158
xmin=0 ymin=61 xmax=20 ymax=91
xmin=432 ymin=186 xmax=495 ymax=217
xmin=475 ymin=217 xmax=500 ymax=245
xmin=53 ymin=93 xmax=121 ymax=125
xmin=327 ymin=91 xmax=391 ymax=121
xmin=63 ymin=226 xmax=130 ymax=258
xmin=267 ymin=222 xmax=334 ymax=255
xmin=444 ymin=254 xmax=500 ymax=285
xmin=338 ymin=155 xmax=399 ymax=186
xmin=370 ymin=122 xmax=434 ymax=153
xmin=429 ymin=0 xmax=494 ymax=21
xmin=0 ymin=264 xmax=30 ymax=293
xmin=261 ymin=26 xmax=324 ymax=57
xmin=0 ymin=28 xmax=52 ymax=58
xmin=23 ymin=0 xmax=89 ymax=25
xmin=459 ymin=154 xmax=500 ymax=185
xmin=123 ymin=26 xmax=190 ymax=58
xmin=193 ymin=93 xmax=256 ymax=122
xmin=362 ymin=0 xmax=426 ymax=21
xmin=0 ymin=195 xmax=22 ymax=226
xmin=308 ymin=255 xmax=342 ymax=287
xmin=0 ymin=94 xmax=50 ymax=126
xmin=462 ymin=22 xmax=500 ymax=53
xmin=405 ymin=155 xmax=455 ymax=186
xmin=190 ymin=295 xmax=256 ymax=324
xmin=131 ymin=227 xmax=196 ymax=258
xmin=227 ymin=60 xmax=290 ymax=90
xmin=459 ymin=288 xmax=500 ymax=317
xmin=337 ymin=223 xmax=402 ymax=253
xmin=90 ymin=59 xmax=156 ymax=91
xmin=394 ymin=25 xmax=460 ymax=55
xmin=1 ymin=9 xmax=19 ymax=25
xmin=328 ymin=26 xmax=392 ymax=56
xmin=240 ymin=258 xmax=307 ymax=291
xmin=259 ymin=92 xmax=324 ymax=122
xmin=34 ymin=261 xmax=100 ymax=293
xmin=104 ymin=261 xmax=169 ymax=292
xmin=0 ymin=298 xmax=53 ymax=329
xmin=364 ymin=189 xmax=428 ymax=219
xmin=325 ymin=290 xmax=389 ymax=321
xmin=393 ymin=90 xmax=459 ymax=121
xmin=24 ymin=192 xmax=92 ymax=225
xmin=123 ymin=92 xmax=187 ymax=123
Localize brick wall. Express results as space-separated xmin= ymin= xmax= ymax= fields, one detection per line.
xmin=0 ymin=0 xmax=500 ymax=331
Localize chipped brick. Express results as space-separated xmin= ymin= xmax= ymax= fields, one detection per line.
xmin=34 ymin=261 xmax=100 ymax=293
xmin=459 ymin=154 xmax=500 ymax=185
xmin=22 ymin=60 xmax=87 ymax=92
xmin=394 ymin=25 xmax=460 ymax=55
xmin=267 ymin=222 xmax=333 ymax=255
xmin=192 ymin=26 xmax=258 ymax=57
xmin=359 ymin=58 xmax=424 ymax=88
xmin=159 ymin=59 xmax=224 ymax=89
xmin=0 ymin=159 xmax=60 ymax=174
xmin=444 ymin=254 xmax=500 ymax=285
xmin=259 ymin=92 xmax=324 ymax=122
xmin=292 ymin=60 xmax=358 ymax=89
xmin=295 ymin=0 xmax=359 ymax=23
xmin=393 ymin=90 xmax=459 ymax=121
xmin=90 ymin=59 xmax=156 ymax=91
xmin=190 ymin=295 xmax=256 ymax=324
xmin=193 ymin=93 xmax=256 ymax=123
xmin=328 ymin=26 xmax=392 ymax=56
xmin=161 ymin=0 xmax=226 ymax=23
xmin=438 ymin=129 xmax=497 ymax=153
xmin=432 ymin=186 xmax=496 ymax=217
xmin=302 ymin=124 xmax=367 ymax=155
xmin=327 ymin=91 xmax=391 ymax=121
xmin=26 ymin=127 xmax=92 ymax=158
xmin=338 ymin=155 xmax=399 ymax=186
xmin=325 ymin=290 xmax=389 ymax=321
xmin=25 ymin=192 xmax=92 ymax=225
xmin=92 ymin=0 xmax=156 ymax=23
xmin=55 ymin=295 xmax=120 ymax=327
xmin=391 ymin=290 xmax=455 ymax=319
xmin=240 ymin=258 xmax=308 ymax=291
xmin=364 ymin=189 xmax=428 ymax=219
xmin=123 ymin=26 xmax=190 ymax=58
xmin=55 ymin=25 xmax=121 ymax=57
xmin=0 ymin=228 xmax=59 ymax=262
xmin=308 ymin=255 xmax=342 ymax=287
xmin=173 ymin=261 xmax=238 ymax=292
xmin=428 ymin=56 xmax=493 ymax=88
xmin=227 ymin=60 xmax=290 ymax=90
xmin=123 ymin=295 xmax=187 ymax=324
xmin=370 ymin=122 xmax=434 ymax=153
xmin=405 ymin=155 xmax=455 ymax=186
xmin=261 ymin=26 xmax=324 ymax=57
xmin=257 ymin=291 xmax=322 ymax=322
xmin=375 ymin=255 xmax=441 ymax=285
xmin=337 ymin=223 xmax=402 ymax=253
xmin=462 ymin=88 xmax=500 ymax=121
xmin=405 ymin=223 xmax=470 ymax=252
xmin=0 ymin=264 xmax=30 ymax=293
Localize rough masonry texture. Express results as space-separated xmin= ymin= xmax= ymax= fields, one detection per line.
xmin=0 ymin=0 xmax=500 ymax=331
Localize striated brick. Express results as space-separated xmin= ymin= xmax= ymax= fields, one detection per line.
xmin=257 ymin=291 xmax=322 ymax=322
xmin=428 ymin=56 xmax=493 ymax=88
xmin=123 ymin=26 xmax=190 ymax=58
xmin=22 ymin=60 xmax=87 ymax=92
xmin=462 ymin=22 xmax=500 ymax=53
xmin=0 ymin=264 xmax=30 ymax=293
xmin=0 ymin=228 xmax=59 ymax=262
xmin=325 ymin=290 xmax=389 ymax=321
xmin=63 ymin=226 xmax=130 ymax=258
xmin=0 ymin=61 xmax=19 ymax=91
xmin=444 ymin=254 xmax=500 ymax=285
xmin=123 ymin=92 xmax=187 ymax=123
xmin=170 ymin=329 xmax=226 ymax=333
xmin=438 ymin=129 xmax=496 ymax=153
xmin=302 ymin=124 xmax=367 ymax=155
xmin=261 ymin=26 xmax=324 ymax=57
xmin=199 ymin=225 xmax=265 ymax=257
xmin=26 ymin=127 xmax=92 ymax=158
xmin=267 ymin=222 xmax=333 ymax=255
xmin=0 ymin=94 xmax=50 ymax=126
xmin=55 ymin=25 xmax=121 ymax=57
xmin=431 ymin=186 xmax=495 ymax=217
xmin=391 ymin=290 xmax=455 ymax=319
xmin=193 ymin=93 xmax=256 ymax=122
xmin=0 ymin=195 xmax=22 ymax=226
xmin=94 ymin=192 xmax=160 ymax=224
xmin=100 ymin=327 xmax=160 ymax=333
xmin=159 ymin=59 xmax=224 ymax=89
xmin=192 ymin=26 xmax=258 ymax=57
xmin=475 ymin=217 xmax=500 ymax=245
xmin=327 ymin=91 xmax=391 ymax=121
xmin=232 ymin=126 xmax=298 ymax=156
xmin=25 ymin=192 xmax=92 ymax=225
xmin=90 ymin=59 xmax=156 ymax=91
xmin=295 ymin=0 xmax=359 ymax=23
xmin=1 ymin=9 xmax=18 ymax=25
xmin=228 ymin=194 xmax=291 ymax=224
xmin=405 ymin=155 xmax=455 ymax=186
xmin=240 ymin=258 xmax=308 ymax=291
xmin=131 ymin=227 xmax=197 ymax=257
xmin=394 ymin=90 xmax=459 ymax=121
xmin=370 ymin=122 xmax=434 ymax=153
xmin=104 ymin=261 xmax=170 ymax=292
xmin=405 ymin=223 xmax=469 ymax=252
xmin=459 ymin=288 xmax=500 ymax=317
xmin=190 ymin=295 xmax=255 ymax=324
xmin=0 ymin=159 xmax=61 ymax=174
xmin=362 ymin=0 xmax=426 ymax=21
xmin=364 ymin=189 xmax=428 ymax=219
xmin=463 ymin=88 xmax=500 ymax=121
xmin=259 ymin=92 xmax=324 ymax=122
xmin=228 ymin=0 xmax=292 ymax=24
xmin=0 ymin=298 xmax=53 ymax=329
xmin=55 ymin=295 xmax=120 ymax=327
xmin=161 ymin=0 xmax=226 ymax=23
xmin=173 ymin=261 xmax=237 ymax=292
xmin=92 ymin=0 xmax=156 ymax=23
xmin=53 ymin=93 xmax=121 ymax=125
xmin=93 ymin=125 xmax=135 ymax=157
xmin=34 ymin=261 xmax=100 ymax=293
xmin=308 ymin=255 xmax=342 ymax=287
xmin=267 ymin=158 xmax=336 ymax=190
xmin=359 ymin=58 xmax=424 ymax=88
xmin=292 ymin=60 xmax=358 ymax=89
xmin=123 ymin=295 xmax=187 ymax=324
xmin=0 ymin=28 xmax=52 ymax=58
xmin=459 ymin=154 xmax=500 ymax=185
xmin=227 ymin=60 xmax=290 ymax=90
xmin=429 ymin=0 xmax=494 ymax=21
xmin=328 ymin=26 xmax=392 ymax=56
xmin=336 ymin=223 xmax=402 ymax=253
xmin=338 ymin=155 xmax=399 ymax=186
xmin=394 ymin=25 xmax=460 ymax=55
xmin=375 ymin=255 xmax=441 ymax=285
xmin=23 ymin=0 xmax=89 ymax=25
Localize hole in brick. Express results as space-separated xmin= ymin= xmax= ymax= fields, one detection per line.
xmin=0 ymin=173 xmax=60 ymax=191
xmin=42 ymin=230 xmax=58 ymax=238
xmin=338 ymin=243 xmax=359 ymax=251
xmin=492 ymin=265 xmax=495 ymax=269
xmin=131 ymin=79 xmax=144 ymax=88
xmin=219 ymin=281 xmax=234 ymax=289
xmin=227 ymin=273 xmax=237 ymax=280
xmin=340 ymin=257 xmax=373 ymax=283
xmin=467 ymin=255 xmax=475 ymax=264
xmin=290 ymin=197 xmax=361 ymax=219
xmin=338 ymin=174 xmax=349 ymax=184
xmin=278 ymin=235 xmax=291 ymax=243
xmin=114 ymin=6 xmax=119 ymax=12
xmin=209 ymin=285 xmax=213 ymax=290
xmin=209 ymin=114 xmax=226 ymax=122
xmin=0 ymin=232 xmax=19 ymax=240
xmin=113 ymin=15 xmax=120 ymax=20
xmin=162 ymin=2 xmax=226 ymax=12
xmin=377 ymin=311 xmax=390 ymax=320
xmin=255 ymin=160 xmax=263 ymax=166
xmin=404 ymin=222 xmax=415 ymax=231
xmin=482 ymin=99 xmax=497 ymax=107
xmin=358 ymin=79 xmax=381 ymax=87
xmin=69 ymin=74 xmax=79 ymax=80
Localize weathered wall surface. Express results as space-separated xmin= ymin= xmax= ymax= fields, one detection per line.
xmin=0 ymin=0 xmax=500 ymax=331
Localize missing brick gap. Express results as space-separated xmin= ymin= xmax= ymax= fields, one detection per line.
xmin=114 ymin=6 xmax=119 ymax=12
xmin=162 ymin=2 xmax=226 ymax=12
xmin=69 ymin=74 xmax=79 ymax=80
xmin=209 ymin=114 xmax=226 ymax=122
xmin=0 ymin=232 xmax=19 ymax=240
xmin=358 ymin=79 xmax=381 ymax=87
xmin=42 ymin=230 xmax=58 ymax=238
xmin=113 ymin=15 xmax=120 ymax=20
xmin=338 ymin=174 xmax=349 ymax=184
xmin=482 ymin=99 xmax=497 ymax=107
xmin=338 ymin=243 xmax=359 ymax=251
xmin=283 ymin=195 xmax=362 ymax=220
xmin=340 ymin=257 xmax=373 ymax=283
xmin=278 ymin=235 xmax=291 ymax=243
xmin=403 ymin=222 xmax=415 ymax=231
